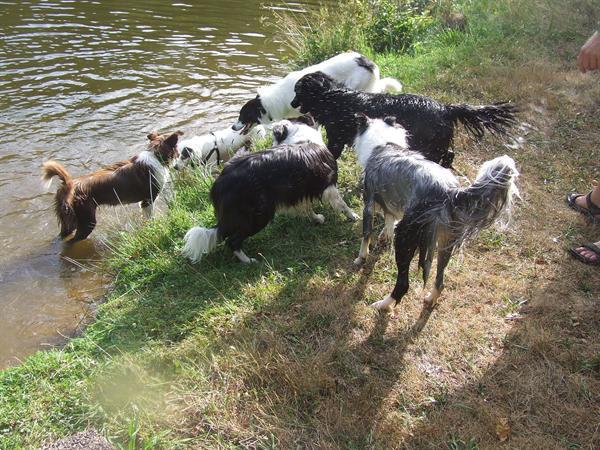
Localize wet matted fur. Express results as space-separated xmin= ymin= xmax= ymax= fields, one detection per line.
xmin=182 ymin=118 xmax=358 ymax=264
xmin=42 ymin=130 xmax=182 ymax=241
xmin=291 ymin=71 xmax=518 ymax=167
xmin=352 ymin=116 xmax=519 ymax=310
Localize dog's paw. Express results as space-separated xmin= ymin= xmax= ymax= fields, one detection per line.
xmin=423 ymin=288 xmax=440 ymax=307
xmin=377 ymin=231 xmax=391 ymax=246
xmin=370 ymin=295 xmax=395 ymax=311
xmin=348 ymin=212 xmax=360 ymax=222
xmin=353 ymin=256 xmax=365 ymax=266
xmin=313 ymin=214 xmax=325 ymax=225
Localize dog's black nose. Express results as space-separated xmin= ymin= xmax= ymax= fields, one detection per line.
xmin=290 ymin=98 xmax=300 ymax=108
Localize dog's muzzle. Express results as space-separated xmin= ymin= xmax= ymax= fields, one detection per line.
xmin=290 ymin=97 xmax=300 ymax=109
xmin=232 ymin=120 xmax=245 ymax=132
xmin=232 ymin=121 xmax=254 ymax=135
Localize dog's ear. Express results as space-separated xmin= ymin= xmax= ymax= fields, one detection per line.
xmin=354 ymin=112 xmax=369 ymax=128
xmin=180 ymin=147 xmax=192 ymax=159
xmin=147 ymin=130 xmax=159 ymax=141
xmin=313 ymin=71 xmax=333 ymax=91
xmin=272 ymin=123 xmax=288 ymax=144
xmin=297 ymin=71 xmax=332 ymax=93
xmin=383 ymin=116 xmax=397 ymax=127
xmin=164 ymin=132 xmax=180 ymax=148
xmin=304 ymin=114 xmax=317 ymax=128
xmin=294 ymin=114 xmax=316 ymax=128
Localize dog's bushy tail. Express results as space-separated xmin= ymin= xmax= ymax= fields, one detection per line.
xmin=448 ymin=101 xmax=518 ymax=139
xmin=446 ymin=155 xmax=519 ymax=245
xmin=182 ymin=227 xmax=220 ymax=263
xmin=418 ymin=155 xmax=519 ymax=253
xmin=376 ymin=77 xmax=403 ymax=94
xmin=42 ymin=160 xmax=71 ymax=188
xmin=42 ymin=161 xmax=77 ymax=238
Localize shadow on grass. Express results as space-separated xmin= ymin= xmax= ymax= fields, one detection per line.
xmin=396 ymin=240 xmax=600 ymax=449
xmin=155 ymin=206 xmax=598 ymax=449
xmin=190 ymin=233 xmax=598 ymax=449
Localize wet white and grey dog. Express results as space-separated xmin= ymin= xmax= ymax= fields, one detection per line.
xmin=231 ymin=51 xmax=402 ymax=133
xmin=173 ymin=125 xmax=266 ymax=169
xmin=353 ymin=115 xmax=519 ymax=311
xmin=182 ymin=116 xmax=359 ymax=264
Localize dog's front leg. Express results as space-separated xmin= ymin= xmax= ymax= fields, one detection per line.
xmin=308 ymin=209 xmax=325 ymax=224
xmin=371 ymin=213 xmax=420 ymax=311
xmin=322 ymin=186 xmax=359 ymax=221
xmin=140 ymin=199 xmax=154 ymax=219
xmin=378 ymin=213 xmax=396 ymax=245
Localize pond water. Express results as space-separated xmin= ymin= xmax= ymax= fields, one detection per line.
xmin=0 ymin=0 xmax=328 ymax=369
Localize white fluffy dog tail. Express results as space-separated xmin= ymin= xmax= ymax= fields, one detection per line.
xmin=376 ymin=77 xmax=403 ymax=94
xmin=182 ymin=227 xmax=220 ymax=263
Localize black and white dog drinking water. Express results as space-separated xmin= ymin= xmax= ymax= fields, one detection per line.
xmin=231 ymin=51 xmax=402 ymax=133
xmin=173 ymin=125 xmax=266 ymax=169
xmin=182 ymin=116 xmax=359 ymax=264
xmin=291 ymin=71 xmax=518 ymax=167
xmin=352 ymin=115 xmax=519 ymax=310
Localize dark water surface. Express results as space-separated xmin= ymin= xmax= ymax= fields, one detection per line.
xmin=0 ymin=0 xmax=327 ymax=368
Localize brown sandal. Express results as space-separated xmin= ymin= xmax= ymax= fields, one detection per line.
xmin=569 ymin=243 xmax=600 ymax=266
xmin=566 ymin=191 xmax=600 ymax=224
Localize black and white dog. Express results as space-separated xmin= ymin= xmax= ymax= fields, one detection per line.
xmin=182 ymin=116 xmax=359 ymax=264
xmin=352 ymin=115 xmax=519 ymax=310
xmin=173 ymin=125 xmax=266 ymax=170
xmin=291 ymin=71 xmax=518 ymax=167
xmin=231 ymin=51 xmax=402 ymax=134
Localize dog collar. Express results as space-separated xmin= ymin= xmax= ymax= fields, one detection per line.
xmin=202 ymin=132 xmax=221 ymax=165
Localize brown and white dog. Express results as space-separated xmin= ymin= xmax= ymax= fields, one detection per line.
xmin=42 ymin=130 xmax=182 ymax=241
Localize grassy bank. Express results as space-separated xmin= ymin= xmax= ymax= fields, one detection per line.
xmin=1 ymin=0 xmax=599 ymax=448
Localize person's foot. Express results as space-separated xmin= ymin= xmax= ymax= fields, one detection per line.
xmin=574 ymin=192 xmax=600 ymax=213
xmin=567 ymin=180 xmax=600 ymax=223
xmin=569 ymin=241 xmax=600 ymax=266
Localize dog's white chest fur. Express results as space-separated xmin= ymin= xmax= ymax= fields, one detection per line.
xmin=136 ymin=150 xmax=166 ymax=190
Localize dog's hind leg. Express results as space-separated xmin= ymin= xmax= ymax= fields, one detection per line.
xmin=233 ymin=249 xmax=257 ymax=264
xmin=224 ymin=231 xmax=257 ymax=263
xmin=223 ymin=206 xmax=274 ymax=263
xmin=423 ymin=235 xmax=455 ymax=308
xmin=418 ymin=222 xmax=436 ymax=284
xmin=322 ymin=186 xmax=359 ymax=222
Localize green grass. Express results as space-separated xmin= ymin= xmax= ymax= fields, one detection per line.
xmin=1 ymin=0 xmax=599 ymax=448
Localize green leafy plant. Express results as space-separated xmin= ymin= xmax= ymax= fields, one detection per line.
xmin=367 ymin=0 xmax=434 ymax=53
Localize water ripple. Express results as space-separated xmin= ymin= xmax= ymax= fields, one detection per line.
xmin=0 ymin=0 xmax=335 ymax=368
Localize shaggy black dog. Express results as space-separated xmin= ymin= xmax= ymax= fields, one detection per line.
xmin=291 ymin=71 xmax=518 ymax=167
xmin=182 ymin=118 xmax=358 ymax=264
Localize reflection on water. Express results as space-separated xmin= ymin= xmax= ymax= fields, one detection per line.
xmin=0 ymin=0 xmax=328 ymax=368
